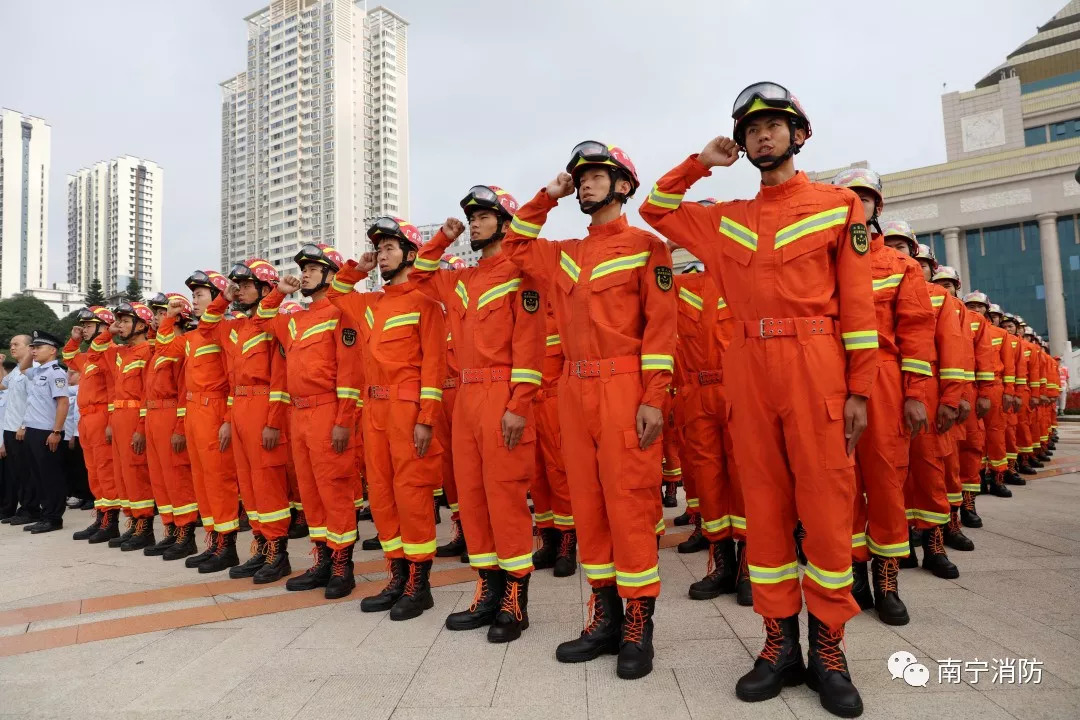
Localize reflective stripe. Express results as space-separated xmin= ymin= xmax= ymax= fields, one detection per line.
xmin=242 ymin=332 xmax=273 ymax=354
xmin=158 ymin=505 xmax=175 ymax=515
xmin=176 ymin=407 xmax=187 ymax=417
xmin=326 ymin=528 xmax=358 ymax=544
xmin=299 ymin=319 xmax=338 ymax=341
xmin=498 ymin=553 xmax=534 ymax=572
xmin=384 ymin=313 xmax=420 ymax=331
xmin=533 ymin=511 xmax=554 ymax=523
xmin=867 ymin=537 xmax=911 ymax=557
xmin=256 ymin=304 xmax=278 ymax=319
xmin=380 ymin=536 xmax=403 ymax=552
xmin=717 ymin=297 xmax=727 ymax=310
xmin=128 ymin=499 xmax=156 ymax=510
xmin=448 ymin=503 xmax=459 ymax=513
xmin=582 ymin=562 xmax=616 ymax=580
xmin=331 ymin=277 xmax=355 ymax=294
xmin=872 ymin=273 xmax=904 ymax=292
xmin=964 ymin=371 xmax=976 ymax=382
xmin=646 ymin=184 xmax=684 ymax=209
xmin=774 ymin=206 xmax=848 ymax=250
xmin=841 ymin=331 xmax=879 ymax=351
xmin=469 ymin=552 xmax=498 ymax=568
xmin=155 ymin=332 xmax=174 ymax=345
xmin=511 ymin=368 xmax=542 ymax=385
xmin=477 ymin=278 xmax=522 ymax=309
xmin=662 ymin=467 xmax=682 ymax=477
xmin=991 ymin=337 xmax=1003 ymax=346
xmin=553 ymin=513 xmax=574 ymax=527
xmin=403 ymin=539 xmax=437 ymax=556
xmin=947 ymin=493 xmax=963 ymax=504
xmin=730 ymin=515 xmax=746 ymax=530
xmin=901 ymin=358 xmax=933 ymax=376
xmin=590 ymin=251 xmax=650 ymax=281
xmin=364 ymin=307 xmax=374 ymax=329
xmin=970 ymin=322 xmax=980 ymax=331
xmin=227 ymin=396 xmax=234 ymax=407
xmin=201 ymin=311 xmax=223 ymax=324
xmin=139 ymin=408 xmax=147 ymax=417
xmin=91 ymin=340 xmax=111 ymax=352
xmin=215 ymin=519 xmax=241 ymax=533
xmin=229 ymin=329 xmax=239 ymax=345
xmin=1004 ymin=375 xmax=1016 ymax=383
xmin=122 ymin=360 xmax=147 ymax=373
xmin=193 ymin=344 xmax=222 ymax=357
xmin=246 ymin=510 xmax=259 ymax=521
xmin=718 ymin=216 xmax=758 ymax=251
xmin=702 ymin=516 xmax=730 ymax=534
xmin=455 ymin=280 xmax=469 ymax=309
xmin=962 ymin=483 xmax=982 ymax=492
xmin=678 ymin=287 xmax=704 ymax=311
xmin=308 ymin=526 xmax=327 ymax=540
xmin=420 ymin=387 xmax=444 ymax=401
xmin=510 ymin=215 xmax=541 ymax=238
xmin=560 ymin=252 xmax=581 ymax=283
xmin=642 ymin=354 xmax=674 ymax=372
xmin=172 ymin=502 xmax=199 ymax=516
xmin=748 ymin=561 xmax=799 ymax=585
xmin=270 ymin=390 xmax=291 ymax=403
xmin=287 ymin=319 xmax=297 ymax=339
xmin=337 ymin=387 xmax=362 ymax=400
xmin=616 ymin=565 xmax=660 ymax=588
xmin=546 ymin=334 xmax=561 ymax=346
xmin=655 ymin=519 xmax=666 ymax=535
xmin=686 ymin=498 xmax=700 ymax=509
xmin=931 ymin=296 xmax=945 ymax=308
xmin=413 ymin=256 xmax=441 ymax=272
xmin=154 ymin=355 xmax=180 ymax=368
xmin=940 ymin=368 xmax=967 ymax=380
xmin=905 ymin=508 xmax=950 ymax=524
xmin=1015 ymin=378 xmax=1028 ymax=385
xmin=804 ymin=561 xmax=854 ymax=590
xmin=975 ymin=372 xmax=995 ymax=381
xmin=851 ymin=533 xmax=867 ymax=548
xmin=201 ymin=516 xmax=215 ymax=528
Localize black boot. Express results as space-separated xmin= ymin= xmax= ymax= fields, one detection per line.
xmin=672 ymin=508 xmax=693 ymax=527
xmin=360 ymin=557 xmax=409 ymax=611
xmin=979 ymin=468 xmax=991 ymax=494
xmin=390 ymin=560 xmax=434 ymax=621
xmin=677 ymin=513 xmax=708 ymax=554
xmin=73 ymin=511 xmax=103 ymax=541
xmin=943 ymin=509 xmax=975 ymax=551
xmin=288 ymin=509 xmax=309 ymax=539
xmin=794 ymin=521 xmax=808 ymax=565
xmin=446 ymin=569 xmax=505 ymax=630
xmin=1018 ymin=459 xmax=1038 ymax=475
xmin=736 ymin=540 xmax=753 ymax=607
xmin=959 ymin=492 xmax=983 ymax=528
xmin=689 ymin=539 xmax=737 ymax=600
xmin=253 ymin=537 xmax=291 ymax=584
xmin=238 ymin=509 xmax=251 ymax=532
xmin=897 ymin=529 xmax=919 ymax=569
xmin=229 ymin=534 xmax=267 ymax=578
xmin=871 ymin=556 xmax=909 ymax=626
xmin=922 ymin=525 xmax=959 ymax=579
xmin=735 ymin=615 xmax=805 ymax=702
xmin=662 ymin=481 xmax=678 ymax=508
xmin=1003 ymin=469 xmax=1026 ymax=486
xmin=286 ymin=543 xmax=333 ymax=591
xmin=805 ymin=613 xmax=863 ymax=718
xmin=850 ymin=561 xmax=873 ymax=611
xmin=324 ymin=545 xmax=356 ymax=599
xmin=553 ymin=529 xmax=578 ymax=577
xmin=1035 ymin=450 xmax=1052 ymax=462
xmin=988 ymin=472 xmax=1014 ymax=497
xmin=120 ymin=517 xmax=156 ymax=552
xmin=556 ymin=585 xmax=623 ymax=663
xmin=163 ymin=523 xmax=198 ymax=560
xmin=361 ymin=534 xmax=381 ymax=551
xmin=488 ymin=573 xmax=529 ymax=643
xmin=198 ymin=532 xmax=240 ymax=573
xmin=185 ymin=530 xmax=219 ymax=568
xmin=436 ymin=519 xmax=467 ymax=558
xmin=616 ymin=597 xmax=655 ymax=679
xmin=356 ymin=505 xmax=372 ymax=522
xmin=108 ymin=516 xmax=136 ymax=548
xmin=531 ymin=527 xmax=559 ymax=570
xmin=434 ymin=497 xmax=441 ymax=525
xmin=1028 ymin=456 xmax=1045 ymax=469
xmin=144 ymin=522 xmax=177 ymax=556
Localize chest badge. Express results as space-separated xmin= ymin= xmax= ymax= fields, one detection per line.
xmin=655 ymin=266 xmax=673 ymax=291
xmin=521 ymin=290 xmax=540 ymax=313
xmin=851 ymin=223 xmax=869 ymax=255
xmin=342 ymin=328 xmax=357 ymax=347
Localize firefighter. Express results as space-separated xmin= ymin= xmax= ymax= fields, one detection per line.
xmin=63 ymin=307 xmax=121 ymax=543
xmin=434 ymin=312 xmax=466 ymax=563
xmin=326 ymin=221 xmax=447 ymax=619
xmin=1006 ymin=315 xmax=1036 ymax=479
xmin=504 ymin=140 xmax=675 ymax=680
xmin=254 ymin=245 xmax=363 ymax=599
xmin=639 ymin=83 xmax=875 ymax=716
xmin=277 ymin=299 xmax=310 ymax=540
xmin=410 ymin=185 xmax=545 ymax=642
xmin=983 ymin=304 xmax=1022 ymax=497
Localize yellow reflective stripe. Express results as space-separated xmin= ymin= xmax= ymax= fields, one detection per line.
xmin=702 ymin=516 xmax=730 ymax=533
xmin=616 ymin=565 xmax=660 ymax=588
xmin=730 ymin=515 xmax=746 ymax=531
xmin=930 ymin=296 xmax=945 ymax=308
xmin=413 ymin=256 xmax=441 ymax=272
xmin=975 ymin=372 xmax=995 ymax=381
xmin=655 ymin=519 xmax=666 ymax=535
xmin=560 ymin=251 xmax=581 ymax=283
xmin=176 ymin=407 xmax=187 ymax=417
xmin=905 ymin=508 xmax=950 ymax=524
xmin=384 ymin=312 xmax=420 ymax=330
xmin=84 ymin=363 xmax=99 ymax=375
xmin=108 ymin=403 xmax=115 ymax=412
xmin=964 ymin=371 xmax=977 ymax=382
xmin=552 ymin=513 xmax=574 ymax=527
xmin=365 ymin=307 xmax=375 ymax=329
xmin=307 ymin=526 xmax=327 ymax=540
xmin=718 ymin=216 xmax=758 ymax=251
xmin=866 ymin=538 xmax=911 ymax=557
xmin=477 ymin=278 xmax=522 ymax=309
xmin=841 ymin=331 xmax=879 ymax=351
xmin=336 ymin=387 xmax=361 ymax=400
xmin=962 ymin=482 xmax=983 ymax=492
xmin=470 ymin=552 xmax=499 ymax=568
xmin=946 ymin=493 xmax=963 ymax=504
xmin=581 ymin=562 xmax=616 ymax=580
xmin=214 ymin=519 xmax=240 ymax=533
xmin=299 ymin=319 xmax=338 ymax=341
xmin=641 ymin=354 xmax=674 ymax=372
xmin=115 ymin=355 xmax=122 ymax=368
xmin=91 ymin=340 xmax=111 ymax=352
xmin=229 ymin=329 xmax=239 ymax=345
xmin=380 ymin=536 xmax=402 ymax=552
xmin=154 ymin=355 xmax=180 ymax=368
xmin=1004 ymin=375 xmax=1017 ymax=383
xmin=662 ymin=467 xmax=682 ymax=477
xmin=201 ymin=311 xmax=223 ymax=325
xmin=331 ymin=277 xmax=355 ymax=294
xmin=511 ymin=368 xmax=542 ymax=386
xmin=326 ymin=528 xmax=358 ymax=544
xmin=498 ymin=553 xmax=534 ymax=572
xmin=991 ymin=337 xmax=1003 ymax=346
xmin=172 ymin=502 xmax=199 ymax=515
xmin=872 ymin=273 xmax=904 ymax=292
xmin=287 ymin=318 xmax=298 ymax=339
xmin=139 ymin=408 xmax=147 ymax=418
xmin=774 ymin=206 xmax=848 ymax=250
xmin=453 ymin=280 xmax=470 ymax=309
xmin=940 ymin=368 xmax=966 ymax=380
xmin=122 ymin=360 xmax=147 ymax=373
xmin=851 ymin=533 xmax=867 ymax=548
xmin=62 ymin=349 xmax=78 ymax=361
xmin=678 ymin=286 xmax=704 ymax=311
xmin=245 ymin=509 xmax=259 ymax=521
xmin=546 ymin=334 xmax=561 ymax=347
xmin=193 ymin=344 xmax=222 ymax=357
xmin=128 ymin=499 xmax=156 ymax=510
xmin=257 ymin=304 xmax=279 ymax=319
xmin=510 ymin=215 xmax=541 ymax=238
xmin=533 ymin=510 xmax=554 ymax=523
xmin=403 ymin=539 xmax=437 ymax=556
xmin=748 ymin=561 xmax=799 ymax=584
xmin=1015 ymin=377 xmax=1028 ymax=385
xmin=227 ymin=396 xmax=234 ymax=407
xmin=686 ymin=498 xmax=700 ymax=509
xmin=242 ymin=332 xmax=273 ymax=354
xmin=970 ymin=322 xmax=980 ymax=331
xmin=589 ymin=251 xmax=651 ymax=282
xmin=646 ymin=184 xmax=684 ymax=209
xmin=269 ymin=391 xmax=291 ymax=403
xmin=155 ymin=331 xmax=174 ymax=345
xmin=804 ymin=562 xmax=854 ymax=589
xmin=901 ymin=358 xmax=933 ymax=376
xmin=420 ymin=387 xmax=444 ymax=401
xmin=200 ymin=515 xmax=215 ymax=527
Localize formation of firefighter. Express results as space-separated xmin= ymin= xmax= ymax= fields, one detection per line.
xmin=0 ymin=82 xmax=1067 ymax=719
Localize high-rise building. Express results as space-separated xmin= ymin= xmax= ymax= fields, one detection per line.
xmin=220 ymin=0 xmax=409 ymax=272
xmin=0 ymin=108 xmax=50 ymax=299
xmin=66 ymin=156 xmax=163 ymax=297
xmin=417 ymin=223 xmax=478 ymax=266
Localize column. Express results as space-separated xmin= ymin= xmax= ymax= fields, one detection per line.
xmin=942 ymin=227 xmax=962 ymax=275
xmin=1037 ymin=212 xmax=1069 ymax=358
xmin=957 ymin=236 xmax=972 ymax=293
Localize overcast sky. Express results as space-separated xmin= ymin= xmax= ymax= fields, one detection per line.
xmin=0 ymin=0 xmax=1067 ymax=293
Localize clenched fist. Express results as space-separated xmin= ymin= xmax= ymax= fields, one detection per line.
xmin=442 ymin=217 xmax=465 ymax=241
xmin=278 ymin=275 xmax=302 ymax=294
xmin=70 ymin=326 xmax=83 ymax=342
xmin=698 ymin=136 xmax=741 ymax=169
xmin=167 ymin=296 xmax=186 ymax=318
xmin=356 ymin=253 xmax=377 ymax=274
xmin=546 ymin=172 xmax=575 ymax=200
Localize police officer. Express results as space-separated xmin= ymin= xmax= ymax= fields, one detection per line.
xmin=1 ymin=335 xmax=35 ymax=525
xmin=22 ymin=330 xmax=71 ymax=534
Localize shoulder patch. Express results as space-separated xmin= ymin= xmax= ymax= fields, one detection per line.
xmin=342 ymin=328 xmax=357 ymax=347
xmin=851 ymin=223 xmax=869 ymax=255
xmin=521 ymin=289 xmax=540 ymax=313
xmin=54 ymin=377 xmax=67 ymax=389
xmin=654 ymin=266 xmax=673 ymax=291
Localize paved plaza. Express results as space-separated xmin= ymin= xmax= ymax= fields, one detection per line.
xmin=2 ymin=429 xmax=1080 ymax=720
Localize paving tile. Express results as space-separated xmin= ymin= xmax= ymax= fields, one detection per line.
xmin=396 ymin=624 xmax=507 ymax=707
xmin=491 ymin=621 xmax=585 ymax=708
xmin=675 ymin=666 xmax=796 ymax=720
xmin=781 ymin=688 xmax=1011 ymax=720
xmin=30 ymin=596 xmax=218 ymax=631
xmin=208 ymin=668 xmax=329 ymax=720
xmin=391 ymin=708 xmax=588 ymax=720
xmin=291 ymin=673 xmax=412 ymax=720
xmin=586 ymin=666 xmax=691 ymax=720
xmin=979 ymin=688 xmax=1080 ymax=718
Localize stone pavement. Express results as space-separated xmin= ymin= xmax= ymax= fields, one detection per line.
xmin=2 ymin=429 xmax=1080 ymax=720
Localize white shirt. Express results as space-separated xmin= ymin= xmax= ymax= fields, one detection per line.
xmin=64 ymin=384 xmax=80 ymax=438
xmin=1 ymin=366 xmax=29 ymax=433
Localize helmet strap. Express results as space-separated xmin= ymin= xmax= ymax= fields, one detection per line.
xmin=378 ymin=240 xmax=416 ymax=282
xmin=746 ymin=118 xmax=802 ymax=171
xmin=469 ymin=214 xmax=509 ymax=252
xmin=300 ymin=266 xmax=331 ymax=297
xmin=576 ymin=169 xmax=627 ymax=215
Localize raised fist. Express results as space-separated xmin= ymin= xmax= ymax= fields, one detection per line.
xmin=167 ymin=296 xmax=186 ymax=318
xmin=698 ymin=136 xmax=741 ymax=169
xmin=546 ymin=172 xmax=575 ymax=200
xmin=71 ymin=326 xmax=84 ymax=342
xmin=278 ymin=275 xmax=302 ymax=294
xmin=442 ymin=217 xmax=465 ymax=241
xmin=356 ymin=253 xmax=377 ymax=274
xmin=224 ymin=282 xmax=238 ymax=302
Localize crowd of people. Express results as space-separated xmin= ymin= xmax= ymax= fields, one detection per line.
xmin=0 ymin=81 xmax=1071 ymax=718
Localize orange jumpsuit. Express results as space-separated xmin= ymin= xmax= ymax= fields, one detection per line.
xmin=975 ymin=323 xmax=1011 ymax=485
xmin=1006 ymin=334 xmax=1024 ymax=466
xmin=852 ymin=240 xmax=934 ymax=562
xmin=102 ymin=336 xmax=156 ymax=519
xmin=255 ymin=290 xmax=362 ymax=550
xmin=326 ymin=270 xmax=446 ymax=561
xmin=940 ymin=295 xmax=975 ymax=509
xmin=531 ymin=302 xmax=573 ymax=531
xmin=143 ymin=327 xmax=197 ymax=527
xmin=157 ymin=314 xmax=240 ymax=534
xmin=505 ymin=195 xmax=675 ymax=600
xmin=439 ymin=327 xmax=459 ymax=522
xmin=672 ymin=271 xmax=744 ymax=543
xmin=1034 ymin=349 xmax=1052 ymax=448
xmin=207 ymin=296 xmax=292 ymax=539
xmin=413 ymin=233 xmax=545 ymax=576
xmin=63 ymin=335 xmax=120 ymax=511
xmin=958 ymin=311 xmax=996 ymax=499
xmin=641 ymin=158 xmax=877 ymax=627
xmin=905 ymin=286 xmax=966 ymax=529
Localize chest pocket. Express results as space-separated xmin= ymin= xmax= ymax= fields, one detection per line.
xmin=191 ymin=345 xmax=224 ymax=368
xmin=718 ymin=217 xmax=755 ymax=302
xmin=776 ymin=204 xmax=836 ymax=299
xmin=474 ymin=279 xmax=521 ymax=353
xmin=677 ymin=290 xmax=703 ymax=339
xmin=374 ymin=321 xmax=416 ymax=361
xmin=588 ymin=269 xmax=638 ymax=330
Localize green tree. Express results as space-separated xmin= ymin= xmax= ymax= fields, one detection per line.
xmin=56 ymin=310 xmax=82 ymax=344
xmin=84 ymin=278 xmax=106 ymax=307
xmin=0 ymin=295 xmax=60 ymax=349
xmin=125 ymin=276 xmax=143 ymax=303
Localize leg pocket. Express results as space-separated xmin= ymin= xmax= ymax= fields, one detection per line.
xmin=616 ymin=428 xmax=663 ymax=490
xmin=818 ymin=395 xmax=855 ymax=470
xmin=493 ymin=426 xmax=536 ymax=482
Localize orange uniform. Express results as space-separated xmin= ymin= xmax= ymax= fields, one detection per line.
xmin=62 ymin=335 xmax=120 ymax=511
xmin=905 ymin=285 xmax=965 ymax=529
xmin=958 ymin=310 xmax=996 ymax=498
xmin=852 ymin=240 xmax=934 ymax=561
xmin=505 ymin=194 xmax=675 ymax=600
xmin=941 ymin=295 xmax=976 ymax=509
xmin=326 ymin=269 xmax=446 ymax=561
xmin=641 ymin=157 xmax=877 ymax=627
xmin=1006 ymin=333 xmax=1025 ymax=465
xmin=143 ymin=326 xmax=197 ymax=527
xmin=101 ymin=335 xmax=156 ymax=519
xmin=255 ymin=290 xmax=363 ymax=550
xmin=672 ymin=271 xmax=744 ymax=543
xmin=531 ymin=302 xmax=572 ymax=532
xmin=206 ymin=296 xmax=292 ymax=539
xmin=439 ymin=327 xmax=459 ymax=522
xmin=157 ymin=314 xmax=240 ymax=535
xmin=975 ymin=322 xmax=1011 ymax=484
xmin=412 ymin=232 xmax=545 ymax=576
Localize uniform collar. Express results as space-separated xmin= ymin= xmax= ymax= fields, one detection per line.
xmin=40 ymin=360 xmax=58 ymax=369
xmin=757 ymin=170 xmax=810 ymax=200
xmin=586 ymin=214 xmax=629 ymax=239
xmin=308 ymin=297 xmax=331 ymax=310
xmin=383 ymin=279 xmax=414 ymax=296
xmin=477 ymin=253 xmax=508 ymax=269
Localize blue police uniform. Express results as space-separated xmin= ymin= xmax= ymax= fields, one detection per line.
xmin=22 ymin=331 xmax=70 ymax=532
